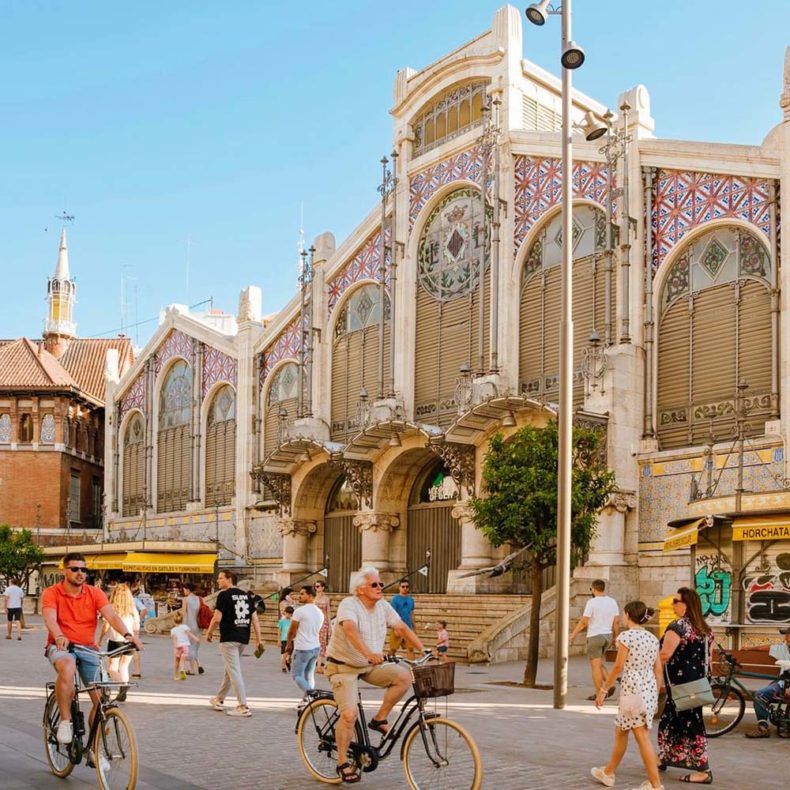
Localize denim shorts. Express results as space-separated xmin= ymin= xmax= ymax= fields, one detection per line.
xmin=46 ymin=644 xmax=100 ymax=686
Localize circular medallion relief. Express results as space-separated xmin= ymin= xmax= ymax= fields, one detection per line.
xmin=417 ymin=188 xmax=488 ymax=301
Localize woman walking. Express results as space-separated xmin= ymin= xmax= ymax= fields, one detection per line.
xmin=313 ymin=580 xmax=331 ymax=674
xmin=658 ymin=587 xmax=714 ymax=784
xmin=102 ymin=583 xmax=139 ymax=702
xmin=591 ymin=601 xmax=663 ymax=790
xmin=181 ymin=582 xmax=203 ymax=675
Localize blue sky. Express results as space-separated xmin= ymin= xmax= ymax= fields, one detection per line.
xmin=1 ymin=1 xmax=788 ymax=346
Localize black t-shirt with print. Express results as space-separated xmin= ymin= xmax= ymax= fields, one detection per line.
xmin=215 ymin=587 xmax=252 ymax=644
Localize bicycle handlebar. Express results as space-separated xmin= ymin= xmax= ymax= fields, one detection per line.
xmin=385 ymin=651 xmax=436 ymax=668
xmin=71 ymin=642 xmax=138 ymax=659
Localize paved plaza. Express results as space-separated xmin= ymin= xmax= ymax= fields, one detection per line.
xmin=0 ymin=617 xmax=785 ymax=789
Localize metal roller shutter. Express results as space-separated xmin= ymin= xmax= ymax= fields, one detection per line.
xmin=657 ymin=299 xmax=691 ymax=449
xmin=414 ymin=288 xmax=442 ymax=423
xmin=519 ymin=272 xmax=544 ymax=397
xmin=737 ymin=280 xmax=773 ymax=433
xmin=437 ymin=294 xmax=473 ymax=426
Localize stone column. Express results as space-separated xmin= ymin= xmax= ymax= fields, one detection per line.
xmin=587 ymin=490 xmax=635 ymax=566
xmin=280 ymin=518 xmax=316 ymax=574
xmin=451 ymin=500 xmax=492 ymax=570
xmin=354 ymin=512 xmax=400 ymax=572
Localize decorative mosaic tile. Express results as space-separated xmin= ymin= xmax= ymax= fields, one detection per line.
xmin=201 ymin=346 xmax=238 ymax=398
xmin=513 ymin=156 xmax=610 ymax=257
xmin=261 ymin=316 xmax=301 ymax=381
xmin=651 ymin=169 xmax=771 ymax=276
xmin=154 ymin=329 xmax=195 ymax=377
xmin=326 ymin=226 xmax=391 ymax=316
xmin=409 ymin=146 xmax=485 ymax=228
xmin=119 ymin=370 xmax=147 ymax=421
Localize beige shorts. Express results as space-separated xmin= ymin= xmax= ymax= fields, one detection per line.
xmin=324 ymin=661 xmax=409 ymax=713
xmin=586 ymin=633 xmax=612 ymax=659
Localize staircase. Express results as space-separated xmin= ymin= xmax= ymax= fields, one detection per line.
xmin=256 ymin=593 xmax=532 ymax=663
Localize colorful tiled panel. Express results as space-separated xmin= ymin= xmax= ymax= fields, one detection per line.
xmin=119 ymin=370 xmax=147 ymax=421
xmin=154 ymin=329 xmax=195 ymax=377
xmin=201 ymin=346 xmax=238 ymax=398
xmin=261 ymin=317 xmax=301 ymax=381
xmin=513 ymin=156 xmax=610 ymax=257
xmin=651 ymin=169 xmax=772 ymax=276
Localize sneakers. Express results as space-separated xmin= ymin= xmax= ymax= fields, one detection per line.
xmin=591 ymin=767 xmax=615 ymax=788
xmin=225 ymin=705 xmax=252 ymax=717
xmin=209 ymin=696 xmax=225 ymax=711
xmin=179 ymin=670 xmax=187 ymax=681
xmin=85 ymin=749 xmax=111 ymax=774
xmin=56 ymin=720 xmax=73 ymax=744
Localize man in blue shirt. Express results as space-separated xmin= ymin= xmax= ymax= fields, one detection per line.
xmin=388 ymin=580 xmax=416 ymax=659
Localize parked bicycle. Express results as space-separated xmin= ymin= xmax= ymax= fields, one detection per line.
xmin=43 ymin=643 xmax=139 ymax=788
xmin=704 ymin=644 xmax=790 ymax=737
xmin=295 ymin=652 xmax=482 ymax=788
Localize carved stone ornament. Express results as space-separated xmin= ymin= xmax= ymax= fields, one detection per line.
xmin=607 ymin=489 xmax=636 ymax=513
xmin=279 ymin=518 xmax=317 ymax=538
xmin=250 ymin=467 xmax=291 ymax=516
xmin=429 ymin=440 xmax=476 ymax=495
xmin=352 ymin=513 xmax=400 ymax=533
xmin=451 ymin=502 xmax=475 ymax=522
xmin=342 ymin=460 xmax=373 ymax=509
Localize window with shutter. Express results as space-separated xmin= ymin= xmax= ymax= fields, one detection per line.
xmin=122 ymin=413 xmax=146 ymax=517
xmin=157 ymin=360 xmax=193 ymax=512
xmin=206 ymin=385 xmax=236 ymax=507
xmin=656 ymin=226 xmax=773 ymax=449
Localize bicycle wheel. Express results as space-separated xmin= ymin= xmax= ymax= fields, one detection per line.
xmin=703 ymin=682 xmax=745 ymax=737
xmin=94 ymin=707 xmax=138 ymax=790
xmin=402 ymin=716 xmax=482 ymax=790
xmin=295 ymin=698 xmax=362 ymax=785
xmin=43 ymin=691 xmax=75 ymax=778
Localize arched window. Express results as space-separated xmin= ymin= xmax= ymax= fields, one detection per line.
xmin=19 ymin=414 xmax=33 ymax=443
xmin=40 ymin=414 xmax=56 ymax=444
xmin=413 ymin=81 xmax=488 ymax=156
xmin=205 ymin=385 xmax=236 ymax=507
xmin=122 ymin=413 xmax=146 ymax=517
xmin=519 ymin=204 xmax=609 ymax=406
xmin=414 ymin=188 xmax=490 ymax=426
xmin=331 ymin=284 xmax=390 ymax=441
xmin=157 ymin=360 xmax=193 ymax=512
xmin=263 ymin=362 xmax=298 ymax=458
xmin=0 ymin=414 xmax=11 ymax=443
xmin=657 ymin=226 xmax=773 ymax=449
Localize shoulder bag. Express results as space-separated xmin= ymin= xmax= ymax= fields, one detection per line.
xmin=666 ymin=631 xmax=714 ymax=712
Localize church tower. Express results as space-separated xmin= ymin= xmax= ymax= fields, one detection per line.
xmin=43 ymin=228 xmax=77 ymax=359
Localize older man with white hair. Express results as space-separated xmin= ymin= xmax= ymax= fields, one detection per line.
xmin=325 ymin=566 xmax=425 ymax=784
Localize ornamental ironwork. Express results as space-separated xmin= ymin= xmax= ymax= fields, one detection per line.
xmin=341 ymin=460 xmax=373 ymax=509
xmin=417 ymin=188 xmax=488 ymax=301
xmin=250 ymin=467 xmax=291 ymax=516
xmin=428 ymin=439 xmax=475 ymax=495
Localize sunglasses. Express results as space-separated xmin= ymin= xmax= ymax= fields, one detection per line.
xmin=67 ymin=566 xmax=89 ymax=573
xmin=400 ymin=585 xmax=410 ymax=589
xmin=368 ymin=582 xmax=384 ymax=589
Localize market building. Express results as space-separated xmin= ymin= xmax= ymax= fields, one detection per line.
xmin=103 ymin=6 xmax=790 ymax=654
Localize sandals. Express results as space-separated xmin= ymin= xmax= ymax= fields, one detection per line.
xmin=336 ymin=762 xmax=361 ymax=784
xmin=680 ymin=771 xmax=713 ymax=784
xmin=368 ymin=718 xmax=389 ymax=735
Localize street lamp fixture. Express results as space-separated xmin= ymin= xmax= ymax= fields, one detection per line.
xmin=561 ymin=41 xmax=585 ymax=69
xmin=525 ymin=0 xmax=551 ymax=25
xmin=578 ymin=110 xmax=608 ymax=141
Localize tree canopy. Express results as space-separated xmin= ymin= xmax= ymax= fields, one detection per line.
xmin=0 ymin=525 xmax=44 ymax=590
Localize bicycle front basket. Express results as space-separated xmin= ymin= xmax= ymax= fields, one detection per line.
xmin=412 ymin=662 xmax=455 ymax=698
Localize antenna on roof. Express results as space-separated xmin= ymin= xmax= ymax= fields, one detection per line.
xmin=297 ymin=202 xmax=305 ymax=290
xmin=56 ymin=212 xmax=75 ymax=223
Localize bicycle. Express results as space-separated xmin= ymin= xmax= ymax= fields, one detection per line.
xmin=294 ymin=652 xmax=482 ymax=789
xmin=43 ymin=643 xmax=139 ymax=788
xmin=703 ymin=643 xmax=790 ymax=737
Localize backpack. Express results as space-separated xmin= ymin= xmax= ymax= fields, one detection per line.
xmin=197 ymin=597 xmax=213 ymax=630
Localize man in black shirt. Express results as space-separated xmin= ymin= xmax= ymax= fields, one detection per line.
xmin=206 ymin=570 xmax=262 ymax=717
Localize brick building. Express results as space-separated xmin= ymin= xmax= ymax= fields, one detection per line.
xmin=0 ymin=230 xmax=133 ymax=532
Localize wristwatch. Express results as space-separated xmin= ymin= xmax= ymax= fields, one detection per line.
xmin=123 ymin=632 xmax=132 ymax=639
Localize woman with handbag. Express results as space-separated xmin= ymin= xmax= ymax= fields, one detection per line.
xmin=591 ymin=601 xmax=663 ymax=790
xmin=658 ymin=587 xmax=714 ymax=784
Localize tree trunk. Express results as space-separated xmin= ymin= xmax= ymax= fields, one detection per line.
xmin=522 ymin=557 xmax=544 ymax=687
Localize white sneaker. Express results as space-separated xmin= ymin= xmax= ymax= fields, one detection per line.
xmin=225 ymin=705 xmax=251 ymax=717
xmin=85 ymin=749 xmax=111 ymax=774
xmin=209 ymin=696 xmax=225 ymax=711
xmin=591 ymin=767 xmax=615 ymax=788
xmin=56 ymin=721 xmax=73 ymax=744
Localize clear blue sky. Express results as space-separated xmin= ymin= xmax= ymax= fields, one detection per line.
xmin=1 ymin=1 xmax=788 ymax=346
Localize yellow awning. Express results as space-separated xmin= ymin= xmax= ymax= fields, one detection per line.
xmin=83 ymin=553 xmax=128 ymax=571
xmin=732 ymin=516 xmax=790 ymax=542
xmin=663 ymin=518 xmax=706 ymax=552
xmin=121 ymin=552 xmax=216 ymax=574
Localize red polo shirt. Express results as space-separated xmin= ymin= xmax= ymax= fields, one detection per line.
xmin=42 ymin=581 xmax=109 ymax=648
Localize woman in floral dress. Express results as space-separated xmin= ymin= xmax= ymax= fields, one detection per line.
xmin=313 ymin=580 xmax=332 ymax=674
xmin=591 ymin=601 xmax=663 ymax=790
xmin=658 ymin=587 xmax=714 ymax=784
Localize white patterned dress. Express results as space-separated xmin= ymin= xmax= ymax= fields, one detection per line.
xmin=615 ymin=628 xmax=660 ymax=730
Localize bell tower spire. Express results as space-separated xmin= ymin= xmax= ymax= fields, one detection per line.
xmin=44 ymin=228 xmax=77 ymax=358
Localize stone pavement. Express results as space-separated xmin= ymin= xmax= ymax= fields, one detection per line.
xmin=0 ymin=617 xmax=785 ymax=789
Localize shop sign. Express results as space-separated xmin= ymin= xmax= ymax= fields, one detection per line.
xmin=733 ymin=523 xmax=790 ymax=541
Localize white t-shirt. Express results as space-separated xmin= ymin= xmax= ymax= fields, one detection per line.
xmin=769 ymin=642 xmax=790 ymax=662
xmin=292 ymin=602 xmax=324 ymax=651
xmin=327 ymin=597 xmax=402 ymax=666
xmin=170 ymin=623 xmax=192 ymax=646
xmin=583 ymin=595 xmax=619 ymax=638
xmin=5 ymin=584 xmax=24 ymax=609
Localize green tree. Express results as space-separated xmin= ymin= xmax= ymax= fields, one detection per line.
xmin=0 ymin=525 xmax=45 ymax=598
xmin=470 ymin=420 xmax=616 ymax=687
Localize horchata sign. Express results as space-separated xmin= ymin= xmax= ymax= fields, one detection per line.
xmin=732 ymin=523 xmax=790 ymax=542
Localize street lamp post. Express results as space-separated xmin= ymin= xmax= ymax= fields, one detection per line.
xmin=526 ymin=0 xmax=585 ymax=709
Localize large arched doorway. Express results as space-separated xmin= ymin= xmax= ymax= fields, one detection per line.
xmin=407 ymin=459 xmax=461 ymax=594
xmin=324 ymin=476 xmax=361 ymax=593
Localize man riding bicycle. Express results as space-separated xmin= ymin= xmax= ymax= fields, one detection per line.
xmin=324 ymin=566 xmax=425 ymax=784
xmin=745 ymin=626 xmax=790 ymax=738
xmin=42 ymin=552 xmax=143 ymax=745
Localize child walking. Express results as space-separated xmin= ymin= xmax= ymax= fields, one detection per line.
xmin=171 ymin=611 xmax=200 ymax=681
xmin=278 ymin=606 xmax=294 ymax=673
xmin=591 ymin=601 xmax=663 ymax=790
xmin=436 ymin=620 xmax=449 ymax=661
